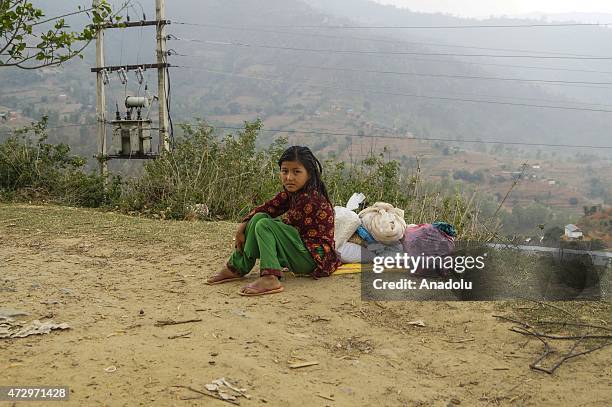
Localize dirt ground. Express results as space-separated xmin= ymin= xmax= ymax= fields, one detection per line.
xmin=1 ymin=204 xmax=610 ymax=407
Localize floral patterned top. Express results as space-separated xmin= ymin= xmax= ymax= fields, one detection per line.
xmin=242 ymin=189 xmax=340 ymax=278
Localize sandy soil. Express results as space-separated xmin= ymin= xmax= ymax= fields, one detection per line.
xmin=1 ymin=204 xmax=611 ymax=406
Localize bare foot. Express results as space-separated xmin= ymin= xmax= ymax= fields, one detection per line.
xmin=206 ymin=267 xmax=242 ymax=285
xmin=239 ymin=275 xmax=283 ymax=295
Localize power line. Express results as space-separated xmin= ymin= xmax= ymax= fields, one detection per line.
xmin=183 ymin=123 xmax=612 ymax=150
xmin=244 ymin=62 xmax=612 ymax=104
xmin=429 ymin=58 xmax=612 ymax=76
xmin=175 ymin=66 xmax=612 ymax=114
xmin=174 ymin=38 xmax=612 ymax=60
xmin=2 ymin=122 xmax=608 ymax=150
xmin=173 ymin=52 xmax=612 ymax=103
xmin=168 ymin=34 xmax=612 ymax=77
xmin=195 ymin=59 xmax=612 ymax=88
xmin=173 ymin=22 xmax=608 ymax=58
xmin=176 ymin=21 xmax=612 ymax=30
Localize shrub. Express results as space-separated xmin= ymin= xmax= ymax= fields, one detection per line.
xmin=0 ymin=117 xmax=112 ymax=207
xmin=120 ymin=120 xmax=286 ymax=220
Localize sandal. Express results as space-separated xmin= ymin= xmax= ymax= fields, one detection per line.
xmin=238 ymin=283 xmax=284 ymax=296
xmin=206 ymin=269 xmax=243 ymax=285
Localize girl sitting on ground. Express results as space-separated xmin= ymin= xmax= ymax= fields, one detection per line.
xmin=206 ymin=146 xmax=340 ymax=296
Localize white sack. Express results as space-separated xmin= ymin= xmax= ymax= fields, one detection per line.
xmin=334 ymin=206 xmax=362 ymax=249
xmin=338 ymin=242 xmax=376 ymax=263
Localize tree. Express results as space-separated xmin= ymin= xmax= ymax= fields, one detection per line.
xmin=0 ymin=0 xmax=120 ymax=70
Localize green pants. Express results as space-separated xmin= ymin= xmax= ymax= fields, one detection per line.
xmin=227 ymin=213 xmax=317 ymax=278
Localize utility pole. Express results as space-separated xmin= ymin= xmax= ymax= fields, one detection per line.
xmin=156 ymin=0 xmax=170 ymax=153
xmin=92 ymin=0 xmax=171 ymax=169
xmin=94 ymin=0 xmax=107 ymax=177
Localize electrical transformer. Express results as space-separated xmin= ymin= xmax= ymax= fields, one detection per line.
xmin=110 ymin=95 xmax=153 ymax=156
xmin=111 ymin=119 xmax=153 ymax=155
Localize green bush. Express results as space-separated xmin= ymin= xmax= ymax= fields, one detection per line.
xmin=0 ymin=117 xmax=112 ymax=207
xmin=120 ymin=120 xmax=287 ymax=220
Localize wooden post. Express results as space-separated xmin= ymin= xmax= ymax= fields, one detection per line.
xmin=94 ymin=0 xmax=108 ymax=176
xmin=156 ymin=0 xmax=170 ymax=153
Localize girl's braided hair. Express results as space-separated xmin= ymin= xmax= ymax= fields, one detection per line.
xmin=278 ymin=146 xmax=331 ymax=204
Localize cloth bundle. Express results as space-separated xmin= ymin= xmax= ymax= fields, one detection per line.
xmin=358 ymin=202 xmax=407 ymax=244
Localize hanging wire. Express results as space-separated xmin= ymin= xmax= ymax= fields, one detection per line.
xmin=171 ymin=22 xmax=608 ymax=58
xmin=175 ymin=21 xmax=612 ymax=30
xmin=171 ymin=37 xmax=612 ymax=61
xmin=163 ymin=48 xmax=175 ymax=149
xmin=176 ymin=123 xmax=612 ymax=150
xmin=144 ymin=68 xmax=153 ymax=120
xmin=173 ymin=65 xmax=612 ymax=114
xmin=170 ymin=50 xmax=612 ymax=90
xmin=167 ymin=29 xmax=612 ymax=76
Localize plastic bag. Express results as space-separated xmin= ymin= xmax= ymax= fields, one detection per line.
xmin=401 ymin=224 xmax=455 ymax=275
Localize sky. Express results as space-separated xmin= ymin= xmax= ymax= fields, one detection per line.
xmin=373 ymin=1 xmax=612 ymax=19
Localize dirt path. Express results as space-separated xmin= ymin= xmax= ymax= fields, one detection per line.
xmin=1 ymin=204 xmax=610 ymax=406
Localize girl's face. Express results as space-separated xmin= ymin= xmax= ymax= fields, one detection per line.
xmin=280 ymin=160 xmax=310 ymax=192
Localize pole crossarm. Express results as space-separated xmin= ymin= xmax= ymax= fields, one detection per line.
xmin=91 ymin=62 xmax=171 ymax=73
xmin=94 ymin=19 xmax=171 ymax=29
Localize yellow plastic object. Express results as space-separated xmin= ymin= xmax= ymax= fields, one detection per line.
xmin=334 ymin=263 xmax=373 ymax=275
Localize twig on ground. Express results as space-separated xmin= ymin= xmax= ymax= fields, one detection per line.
xmin=535 ymin=320 xmax=611 ymax=332
xmin=527 ymin=300 xmax=575 ymax=318
xmin=492 ymin=315 xmax=533 ymax=329
xmin=508 ymin=326 xmax=612 ymax=374
xmin=509 ymin=327 xmax=612 ymax=340
xmin=168 ymin=331 xmax=192 ymax=339
xmin=373 ymin=301 xmax=387 ymax=309
xmin=444 ymin=338 xmax=476 ymax=343
xmin=288 ymin=361 xmax=319 ymax=369
xmin=155 ymin=318 xmax=202 ymax=327
xmin=530 ymin=336 xmax=586 ymax=374
xmin=171 ymin=385 xmax=240 ymax=405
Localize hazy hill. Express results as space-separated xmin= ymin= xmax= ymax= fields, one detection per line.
xmin=2 ymin=0 xmax=612 ymax=155
xmin=516 ymin=12 xmax=612 ymax=24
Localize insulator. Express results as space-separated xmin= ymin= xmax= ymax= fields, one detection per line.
xmin=102 ymin=69 xmax=110 ymax=85
xmin=118 ymin=68 xmax=128 ymax=85
xmin=135 ymin=67 xmax=144 ymax=85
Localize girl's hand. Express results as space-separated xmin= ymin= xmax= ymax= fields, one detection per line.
xmin=235 ymin=223 xmax=247 ymax=252
xmin=235 ymin=231 xmax=246 ymax=252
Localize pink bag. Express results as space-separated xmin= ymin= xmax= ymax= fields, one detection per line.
xmin=401 ymin=224 xmax=455 ymax=276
